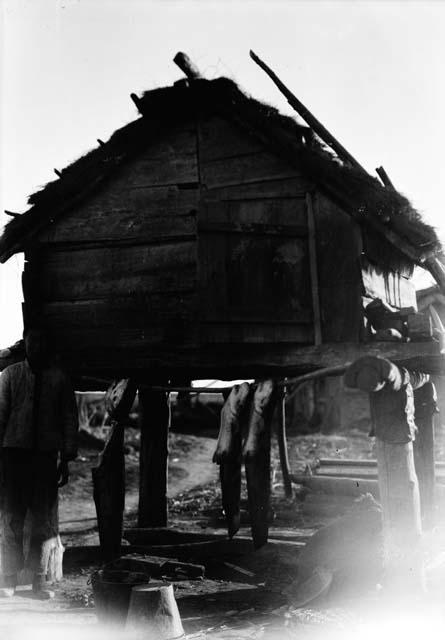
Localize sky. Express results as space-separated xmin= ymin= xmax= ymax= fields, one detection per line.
xmin=1 ymin=0 xmax=445 ymax=348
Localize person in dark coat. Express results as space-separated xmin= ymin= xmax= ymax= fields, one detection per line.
xmin=0 ymin=327 xmax=78 ymax=598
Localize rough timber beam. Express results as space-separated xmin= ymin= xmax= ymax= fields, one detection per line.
xmin=173 ymin=51 xmax=202 ymax=80
xmin=249 ymin=49 xmax=366 ymax=172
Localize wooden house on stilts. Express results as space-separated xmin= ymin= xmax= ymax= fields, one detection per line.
xmin=1 ymin=52 xmax=444 ymax=555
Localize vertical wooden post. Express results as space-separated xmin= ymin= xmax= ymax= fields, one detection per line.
xmin=306 ymin=192 xmax=322 ymax=346
xmin=276 ymin=388 xmax=293 ymax=498
xmin=138 ymin=387 xmax=170 ymax=528
xmin=344 ymin=356 xmax=429 ymax=593
xmin=374 ymin=438 xmax=423 ymax=591
xmin=413 ymin=382 xmax=437 ymax=530
xmin=92 ymin=422 xmax=125 ymax=561
xmin=93 ymin=379 xmax=136 ymax=561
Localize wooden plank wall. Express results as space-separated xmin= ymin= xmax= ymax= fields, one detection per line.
xmin=197 ymin=116 xmax=315 ymax=347
xmin=26 ymin=124 xmax=200 ymax=365
xmin=314 ymin=194 xmax=363 ymax=342
xmin=22 ymin=112 xmax=395 ymax=377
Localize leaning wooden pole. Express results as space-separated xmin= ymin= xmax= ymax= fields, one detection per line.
xmin=138 ymin=386 xmax=171 ymax=528
xmin=276 ymin=388 xmax=293 ymax=499
xmin=249 ymin=50 xmax=366 ymax=172
xmin=344 ymin=356 xmax=429 ymax=593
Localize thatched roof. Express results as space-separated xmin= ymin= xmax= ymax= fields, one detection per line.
xmin=0 ymin=77 xmax=440 ymax=271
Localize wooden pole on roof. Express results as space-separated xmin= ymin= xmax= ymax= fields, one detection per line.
xmin=173 ymin=52 xmax=202 ymax=80
xmin=249 ymin=50 xmax=366 ymax=172
xmin=376 ymin=166 xmax=396 ymax=191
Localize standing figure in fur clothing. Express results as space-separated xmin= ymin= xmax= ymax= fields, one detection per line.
xmin=0 ymin=327 xmax=78 ymax=599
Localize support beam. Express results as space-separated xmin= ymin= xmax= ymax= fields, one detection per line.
xmin=413 ymin=382 xmax=437 ymax=530
xmin=92 ymin=379 xmax=136 ymax=560
xmin=92 ymin=421 xmax=125 ymax=561
xmin=345 ymin=356 xmax=428 ymax=593
xmin=306 ymin=193 xmax=322 ymax=346
xmin=138 ymin=387 xmax=170 ymax=527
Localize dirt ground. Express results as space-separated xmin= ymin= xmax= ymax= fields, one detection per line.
xmin=2 ymin=414 xmax=445 ymax=638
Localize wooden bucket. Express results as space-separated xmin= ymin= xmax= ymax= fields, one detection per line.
xmin=91 ymin=569 xmax=149 ymax=626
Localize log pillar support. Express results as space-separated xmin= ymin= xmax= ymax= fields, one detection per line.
xmin=138 ymin=386 xmax=171 ymax=528
xmin=413 ymin=382 xmax=437 ymax=530
xmin=344 ymin=356 xmax=430 ymax=593
xmin=92 ymin=379 xmax=136 ymax=561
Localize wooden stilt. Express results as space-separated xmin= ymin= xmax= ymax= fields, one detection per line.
xmin=345 ymin=356 xmax=428 ymax=593
xmin=276 ymin=388 xmax=293 ymax=498
xmin=138 ymin=387 xmax=170 ymax=528
xmin=92 ymin=379 xmax=136 ymax=561
xmin=92 ymin=421 xmax=125 ymax=561
xmin=413 ymin=382 xmax=437 ymax=530
xmin=375 ymin=438 xmax=423 ymax=591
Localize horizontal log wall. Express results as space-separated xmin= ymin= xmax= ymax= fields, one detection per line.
xmin=27 ymin=124 xmax=201 ymax=363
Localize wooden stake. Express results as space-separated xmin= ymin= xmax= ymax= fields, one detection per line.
xmin=306 ymin=192 xmax=322 ymax=346
xmin=4 ymin=210 xmax=21 ymax=218
xmin=92 ymin=421 xmax=125 ymax=561
xmin=413 ymin=382 xmax=437 ymax=530
xmin=54 ymin=169 xmax=62 ymax=178
xmin=173 ymin=51 xmax=202 ymax=79
xmin=250 ymin=49 xmax=366 ymax=171
xmin=276 ymin=388 xmax=293 ymax=498
xmin=375 ymin=438 xmax=424 ymax=592
xmin=92 ymin=379 xmax=136 ymax=560
xmin=345 ymin=357 xmax=427 ymax=592
xmin=376 ymin=166 xmax=396 ymax=191
xmin=138 ymin=387 xmax=170 ymax=527
xmin=130 ymin=92 xmax=143 ymax=113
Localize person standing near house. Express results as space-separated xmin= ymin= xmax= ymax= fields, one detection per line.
xmin=0 ymin=327 xmax=78 ymax=599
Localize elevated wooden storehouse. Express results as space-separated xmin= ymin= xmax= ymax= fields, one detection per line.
xmin=2 ymin=55 xmax=445 ymax=554
xmin=1 ymin=63 xmax=443 ymax=383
